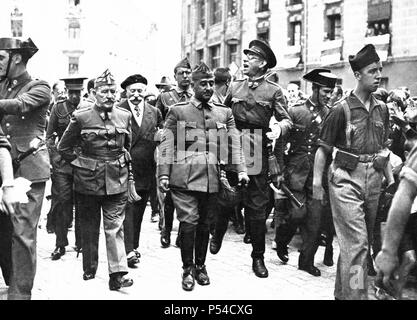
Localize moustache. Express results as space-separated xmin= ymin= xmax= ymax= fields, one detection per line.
xmin=105 ymin=99 xmax=115 ymax=103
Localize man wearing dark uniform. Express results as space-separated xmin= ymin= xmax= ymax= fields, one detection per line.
xmin=158 ymin=63 xmax=248 ymax=291
xmin=58 ymin=69 xmax=134 ymax=291
xmin=275 ymin=69 xmax=337 ymax=277
xmin=221 ymin=40 xmax=292 ymax=278
xmin=313 ymin=44 xmax=392 ymax=299
xmin=46 ymin=76 xmax=86 ymax=260
xmin=156 ymin=58 xmax=193 ymax=248
xmin=0 ymin=37 xmax=51 ymax=300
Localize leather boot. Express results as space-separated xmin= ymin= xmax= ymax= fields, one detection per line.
xmin=234 ymin=207 xmax=245 ymax=235
xmin=180 ymin=223 xmax=195 ymax=268
xmin=323 ymin=244 xmax=334 ymax=267
xmin=250 ymin=219 xmax=268 ymax=278
xmin=195 ymin=224 xmax=210 ymax=266
xmin=210 ymin=207 xmax=229 ymax=254
xmin=182 ymin=266 xmax=195 ymax=291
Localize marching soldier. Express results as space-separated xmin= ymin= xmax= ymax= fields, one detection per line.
xmin=0 ymin=37 xmax=51 ymax=300
xmin=222 ymin=39 xmax=292 ymax=278
xmin=46 ymin=76 xmax=86 ymax=260
xmin=156 ymin=57 xmax=193 ymax=248
xmin=275 ymin=69 xmax=337 ymax=277
xmin=58 ymin=69 xmax=134 ymax=291
xmin=158 ymin=62 xmax=248 ymax=291
xmin=313 ymin=44 xmax=393 ymax=299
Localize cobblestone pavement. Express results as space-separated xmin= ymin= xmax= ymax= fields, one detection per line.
xmin=1 ymin=194 xmax=416 ymax=300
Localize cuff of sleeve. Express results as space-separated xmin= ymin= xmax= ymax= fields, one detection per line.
xmin=159 ymin=175 xmax=169 ymax=180
xmin=400 ymin=167 xmax=417 ymax=189
xmin=317 ymin=139 xmax=333 ymax=154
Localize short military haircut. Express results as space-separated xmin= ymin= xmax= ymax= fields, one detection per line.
xmin=214 ymin=67 xmax=231 ymax=85
xmin=87 ymin=78 xmax=95 ymax=93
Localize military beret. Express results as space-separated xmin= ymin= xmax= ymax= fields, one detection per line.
xmin=0 ymin=37 xmax=38 ymax=59
xmin=94 ymin=69 xmax=116 ymax=88
xmin=60 ymin=76 xmax=87 ymax=91
xmin=349 ymin=44 xmax=380 ymax=72
xmin=192 ymin=62 xmax=213 ymax=81
xmin=174 ymin=57 xmax=192 ymax=74
xmin=120 ymin=74 xmax=148 ymax=90
xmin=303 ymin=68 xmax=337 ymax=88
xmin=243 ymin=39 xmax=277 ymax=69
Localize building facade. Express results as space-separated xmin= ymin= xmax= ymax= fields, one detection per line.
xmin=181 ymin=0 xmax=417 ymax=95
xmin=0 ymin=0 xmax=182 ymax=91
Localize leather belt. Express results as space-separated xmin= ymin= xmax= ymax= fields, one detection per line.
xmin=358 ymin=154 xmax=376 ymax=163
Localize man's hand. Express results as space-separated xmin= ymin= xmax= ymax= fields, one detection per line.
xmin=266 ymin=124 xmax=281 ymax=141
xmin=238 ymin=172 xmax=250 ymax=187
xmin=1 ymin=186 xmax=17 ymax=215
xmin=375 ymin=250 xmax=400 ymax=293
xmin=159 ymin=177 xmax=170 ymax=193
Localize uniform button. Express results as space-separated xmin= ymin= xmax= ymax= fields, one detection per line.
xmin=308 ymin=139 xmax=312 ymax=143
xmin=308 ymin=152 xmax=311 ymax=155
xmin=8 ymin=88 xmax=11 ymax=92
xmin=5 ymin=123 xmax=10 ymax=127
xmin=6 ymin=135 xmax=10 ymax=139
xmin=308 ymin=146 xmax=312 ymax=149
xmin=21 ymin=116 xmax=25 ymax=120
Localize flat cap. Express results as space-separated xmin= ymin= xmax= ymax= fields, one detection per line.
xmin=349 ymin=44 xmax=380 ymax=72
xmin=60 ymin=76 xmax=87 ymax=91
xmin=303 ymin=68 xmax=337 ymax=88
xmin=244 ymin=39 xmax=277 ymax=69
xmin=0 ymin=37 xmax=38 ymax=59
xmin=192 ymin=62 xmax=213 ymax=81
xmin=120 ymin=74 xmax=148 ymax=90
xmin=94 ymin=69 xmax=116 ymax=88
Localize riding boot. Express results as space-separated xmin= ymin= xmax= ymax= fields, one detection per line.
xmin=250 ymin=219 xmax=268 ymax=278
xmin=195 ymin=223 xmax=210 ymax=266
xmin=180 ymin=222 xmax=195 ymax=268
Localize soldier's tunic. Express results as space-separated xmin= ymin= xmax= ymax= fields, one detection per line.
xmin=155 ymin=85 xmax=193 ymax=240
xmin=58 ymin=104 xmax=132 ymax=276
xmin=224 ymin=75 xmax=292 ymax=259
xmin=46 ymin=100 xmax=81 ymax=249
xmin=276 ymin=98 xmax=331 ymax=268
xmin=0 ymin=71 xmax=51 ymax=300
xmin=158 ymin=97 xmax=243 ymax=267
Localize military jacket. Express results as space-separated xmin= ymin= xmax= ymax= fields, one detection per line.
xmin=46 ymin=100 xmax=78 ymax=174
xmin=0 ymin=71 xmax=51 ymax=182
xmin=285 ymin=99 xmax=330 ymax=191
xmin=58 ymin=104 xmax=132 ymax=196
xmin=155 ymin=86 xmax=193 ymax=119
xmin=224 ymin=75 xmax=292 ymax=174
xmin=158 ymin=97 xmax=244 ymax=193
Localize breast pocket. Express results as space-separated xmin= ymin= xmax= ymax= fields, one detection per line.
xmin=80 ymin=129 xmax=100 ymax=142
xmin=116 ymin=127 xmax=129 ymax=146
xmin=184 ymin=121 xmax=197 ymax=142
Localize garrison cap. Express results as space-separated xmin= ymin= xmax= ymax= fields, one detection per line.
xmin=120 ymin=74 xmax=148 ymax=90
xmin=303 ymin=68 xmax=337 ymax=88
xmin=60 ymin=76 xmax=87 ymax=91
xmin=174 ymin=57 xmax=192 ymax=74
xmin=192 ymin=62 xmax=213 ymax=81
xmin=0 ymin=37 xmax=38 ymax=59
xmin=155 ymin=76 xmax=173 ymax=89
xmin=94 ymin=69 xmax=116 ymax=88
xmin=349 ymin=44 xmax=380 ymax=72
xmin=244 ymin=39 xmax=277 ymax=69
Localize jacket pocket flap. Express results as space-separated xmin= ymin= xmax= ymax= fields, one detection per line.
xmin=216 ymin=122 xmax=227 ymax=129
xmin=185 ymin=121 xmax=197 ymax=128
xmin=71 ymin=156 xmax=98 ymax=171
xmin=116 ymin=127 xmax=129 ymax=134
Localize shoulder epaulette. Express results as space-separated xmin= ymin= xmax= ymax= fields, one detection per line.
xmin=73 ymin=106 xmax=92 ymax=117
xmin=173 ymin=101 xmax=188 ymax=107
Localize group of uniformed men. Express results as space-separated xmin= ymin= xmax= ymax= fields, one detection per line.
xmin=0 ymin=34 xmax=402 ymax=300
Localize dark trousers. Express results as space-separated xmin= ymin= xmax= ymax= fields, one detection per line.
xmin=76 ymin=192 xmax=129 ymax=276
xmin=8 ymin=182 xmax=46 ymax=300
xmin=161 ymin=191 xmax=175 ymax=234
xmin=149 ymin=177 xmax=159 ymax=215
xmin=243 ymin=174 xmax=270 ymax=259
xmin=0 ymin=213 xmax=12 ymax=285
xmin=171 ymin=190 xmax=216 ymax=268
xmin=52 ymin=172 xmax=73 ymax=248
xmin=123 ymin=190 xmax=150 ymax=254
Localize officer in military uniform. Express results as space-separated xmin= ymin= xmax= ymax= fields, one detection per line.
xmin=222 ymin=40 xmax=292 ymax=278
xmin=156 ymin=57 xmax=193 ymax=248
xmin=46 ymin=76 xmax=86 ymax=260
xmin=58 ymin=69 xmax=134 ymax=291
xmin=158 ymin=63 xmax=248 ymax=291
xmin=313 ymin=44 xmax=392 ymax=299
xmin=0 ymin=37 xmax=51 ymax=300
xmin=275 ymin=69 xmax=337 ymax=277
